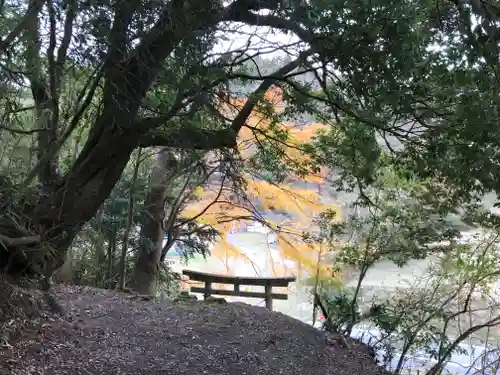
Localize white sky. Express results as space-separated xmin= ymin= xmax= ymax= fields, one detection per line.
xmin=212 ymin=23 xmax=303 ymax=59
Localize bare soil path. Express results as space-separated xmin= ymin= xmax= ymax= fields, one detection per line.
xmin=1 ymin=284 xmax=386 ymax=375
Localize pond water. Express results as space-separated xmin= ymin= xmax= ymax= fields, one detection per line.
xmin=169 ymin=232 xmax=441 ymax=326
xmin=168 ymin=231 xmax=500 ymax=373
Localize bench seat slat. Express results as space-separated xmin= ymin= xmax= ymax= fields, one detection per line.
xmin=190 ymin=287 xmax=288 ymax=300
xmin=182 ymin=269 xmax=296 ymax=287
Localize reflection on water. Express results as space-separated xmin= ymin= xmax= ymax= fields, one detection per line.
xmin=346 ymin=257 xmax=438 ymax=288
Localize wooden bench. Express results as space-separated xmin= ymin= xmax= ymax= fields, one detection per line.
xmin=182 ymin=269 xmax=296 ymax=311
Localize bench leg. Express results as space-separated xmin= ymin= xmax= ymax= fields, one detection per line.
xmin=204 ymin=282 xmax=212 ymax=300
xmin=265 ymin=285 xmax=273 ymax=310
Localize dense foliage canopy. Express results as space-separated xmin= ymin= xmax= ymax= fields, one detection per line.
xmin=1 ymin=0 xmax=500 ymax=373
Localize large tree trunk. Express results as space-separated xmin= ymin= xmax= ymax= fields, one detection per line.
xmin=106 ymin=225 xmax=117 ymax=289
xmin=29 ymin=0 xmax=217 ymax=260
xmin=30 ymin=123 xmax=140 ymax=284
xmin=131 ymin=148 xmax=179 ymax=295
xmin=119 ymin=149 xmax=142 ymax=291
xmin=1 ymin=0 xmax=250 ymax=284
xmin=0 ymin=128 xmax=138 ymax=286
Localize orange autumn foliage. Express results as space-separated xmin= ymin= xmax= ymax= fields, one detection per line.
xmin=290 ymin=123 xmax=328 ymax=141
xmin=227 ymin=87 xmax=328 ymax=186
xmin=181 ymin=86 xmax=340 ymax=280
xmin=182 ymin=182 xmax=339 ymax=280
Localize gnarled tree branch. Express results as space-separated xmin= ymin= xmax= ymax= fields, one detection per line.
xmin=138 ymin=127 xmax=237 ymax=149
xmin=0 ymin=234 xmax=41 ymax=247
xmin=137 ymin=49 xmax=312 ymax=149
xmin=0 ymin=0 xmax=46 ymax=54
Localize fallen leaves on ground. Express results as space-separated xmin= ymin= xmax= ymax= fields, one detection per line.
xmin=1 ymin=284 xmax=387 ymax=375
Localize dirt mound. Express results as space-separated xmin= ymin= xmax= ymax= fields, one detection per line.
xmin=0 ymin=279 xmax=62 ymax=348
xmin=1 ymin=285 xmax=386 ymax=375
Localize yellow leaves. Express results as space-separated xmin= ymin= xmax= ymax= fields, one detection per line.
xmin=191 ymin=186 xmax=205 ymax=198
xmin=301 ymin=172 xmax=325 ymax=185
xmin=182 ymin=200 xmax=251 ymax=233
xmin=236 ymin=114 xmax=275 ymax=150
xmin=264 ymin=85 xmax=284 ymax=107
xmin=231 ymin=89 xmax=329 ymax=188
xmin=282 ymin=125 xmax=329 ymax=184
xmin=181 ymin=196 xmax=343 ymax=283
xmin=289 ymin=123 xmax=328 ymax=142
xmin=221 ymin=86 xmax=283 ymax=126
xmin=245 ymin=180 xmax=323 ymax=219
xmin=176 ymin=87 xmax=344 ymax=282
xmin=276 ymin=233 xmax=336 ymax=280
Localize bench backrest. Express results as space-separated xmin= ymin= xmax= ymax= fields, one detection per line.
xmin=181 ymin=269 xmax=296 ymax=310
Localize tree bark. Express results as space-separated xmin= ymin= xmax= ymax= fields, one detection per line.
xmin=4 ymin=0 xmax=294 ymax=283
xmin=18 ymin=51 xmax=301 ymax=282
xmin=106 ymin=225 xmax=117 ymax=289
xmin=131 ymin=148 xmax=179 ymax=295
xmin=24 ymin=0 xmax=60 ymax=186
xmin=93 ymin=211 xmax=106 ymax=287
xmin=28 ymin=0 xmax=227 ymax=264
xmin=0 ymin=0 xmax=46 ymax=54
xmin=52 ymin=247 xmax=73 ymax=283
xmin=30 ymin=124 xmax=139 ymax=284
xmin=119 ymin=149 xmax=142 ymax=291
